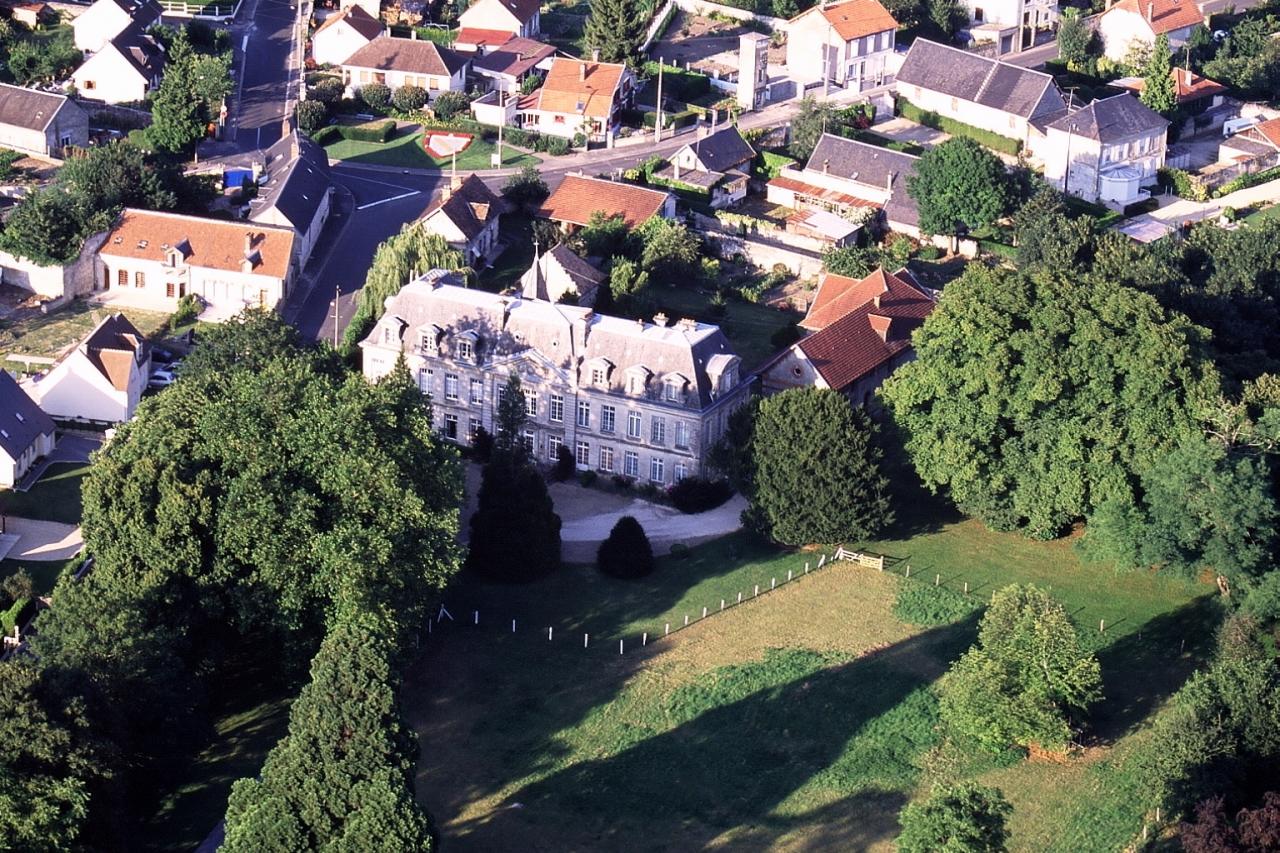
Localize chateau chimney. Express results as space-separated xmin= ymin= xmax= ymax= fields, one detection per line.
xmin=635 ymin=317 xmax=645 ymax=329
xmin=653 ymin=311 xmax=669 ymax=326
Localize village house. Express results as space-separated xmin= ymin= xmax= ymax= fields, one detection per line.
xmin=517 ymin=56 xmax=635 ymax=144
xmin=651 ymin=125 xmax=756 ymax=209
xmin=72 ymin=25 xmax=165 ymax=105
xmin=337 ymin=0 xmax=379 ymax=24
xmin=22 ymin=313 xmax=150 ymax=425
xmin=310 ymin=5 xmax=382 ymax=66
xmin=72 ymin=0 xmax=161 ymax=53
xmin=4 ymin=2 xmax=57 ymax=29
xmin=519 ymin=244 xmax=605 ymax=306
xmin=1216 ymin=116 xmax=1280 ymax=177
xmin=457 ymin=0 xmax=541 ymax=39
xmin=246 ymin=132 xmax=334 ymax=270
xmin=1040 ymin=93 xmax=1168 ymax=206
xmin=93 ymin=209 xmax=296 ymax=320
xmin=360 ymin=271 xmax=749 ymax=484
xmin=536 ymin=174 xmax=674 ymax=231
xmin=761 ymin=267 xmax=935 ymax=407
xmin=416 ymin=174 xmax=505 ymax=267
xmin=895 ymin=39 xmax=1067 ymax=151
xmin=0 ymin=84 xmax=88 ymax=157
xmin=453 ymin=27 xmax=514 ymax=54
xmin=960 ymin=0 xmax=1057 ymax=52
xmin=1111 ymin=67 xmax=1228 ymax=111
xmin=766 ymin=132 xmax=920 ymax=240
xmin=0 ymin=371 xmax=55 ymax=489
xmin=469 ymin=37 xmax=555 ymax=94
xmin=1096 ymin=0 xmax=1205 ymax=62
xmin=341 ymin=36 xmax=469 ymax=99
xmin=785 ymin=0 xmax=898 ymax=91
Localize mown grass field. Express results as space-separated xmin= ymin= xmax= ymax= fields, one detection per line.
xmin=0 ymin=301 xmax=171 ymax=363
xmin=323 ymin=128 xmax=540 ymax=171
xmin=650 ymin=285 xmax=800 ymax=372
xmin=404 ymin=499 xmax=1214 ymax=852
xmin=0 ymin=462 xmax=89 ymax=524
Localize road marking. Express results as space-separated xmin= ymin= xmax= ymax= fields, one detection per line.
xmin=336 ymin=168 xmax=422 ymax=191
xmin=356 ymin=191 xmax=421 ymax=210
xmin=241 ymin=34 xmax=249 ymax=50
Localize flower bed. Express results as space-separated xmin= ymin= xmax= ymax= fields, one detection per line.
xmin=422 ymin=131 xmax=474 ymax=158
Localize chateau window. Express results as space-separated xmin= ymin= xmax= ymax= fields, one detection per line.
xmin=468 ymin=417 xmax=482 ymax=440
xmin=456 ymin=339 xmax=473 ymax=361
xmin=627 ymin=411 xmax=641 ymax=439
xmin=444 ymin=373 xmax=459 ymax=401
xmin=524 ymin=389 xmax=537 ymax=417
xmin=418 ymin=369 xmax=433 ymax=398
xmin=601 ymin=405 xmax=616 ymax=433
xmin=664 ymin=381 xmax=682 ymax=402
xmin=599 ymin=446 xmax=614 ymax=471
xmin=470 ymin=378 xmax=484 ymax=404
xmin=575 ymin=441 xmax=590 ymax=466
xmin=576 ymin=400 xmax=590 ymax=428
xmin=675 ymin=462 xmax=688 ymax=482
xmin=623 ymin=450 xmax=639 ymax=477
xmin=549 ymin=393 xmax=564 ymax=423
xmin=650 ymin=417 xmax=665 ymax=446
xmin=649 ymin=457 xmax=665 ymax=483
xmin=675 ymin=421 xmax=690 ymax=449
xmin=547 ymin=434 xmax=562 ymax=461
xmin=443 ymin=413 xmax=458 ymax=440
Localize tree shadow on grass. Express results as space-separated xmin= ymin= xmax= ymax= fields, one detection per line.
xmin=1089 ymin=594 xmax=1222 ymax=743
xmin=436 ymin=616 xmax=978 ymax=852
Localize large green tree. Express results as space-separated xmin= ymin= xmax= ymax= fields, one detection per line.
xmin=907 ymin=137 xmax=1012 ymax=238
xmin=467 ymin=373 xmax=562 ymax=581
xmin=222 ymin=612 xmax=432 ymax=851
xmin=939 ymin=585 xmax=1102 ymax=753
xmin=1011 ymin=185 xmax=1092 ymax=272
xmin=749 ymin=388 xmax=892 ymax=545
xmin=789 ymin=96 xmax=838 ymax=161
xmin=897 ymin=781 xmax=1012 ymax=853
xmin=1141 ymin=34 xmax=1177 ymax=115
xmin=147 ymin=30 xmax=232 ymax=153
xmin=882 ymin=265 xmax=1219 ymax=537
xmin=342 ymin=229 xmax=468 ymax=351
xmin=1057 ymin=7 xmax=1094 ymax=68
xmin=637 ymin=215 xmax=701 ymax=284
xmin=582 ymin=0 xmax=645 ymax=63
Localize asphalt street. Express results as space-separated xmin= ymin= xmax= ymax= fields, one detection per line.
xmin=230 ymin=0 xmax=299 ymax=151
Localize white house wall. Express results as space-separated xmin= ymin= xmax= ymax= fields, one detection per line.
xmin=72 ymin=49 xmax=152 ymax=105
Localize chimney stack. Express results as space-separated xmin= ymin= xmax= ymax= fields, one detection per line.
xmin=579 ymin=62 xmax=587 ymax=81
xmin=823 ymin=158 xmax=830 ymax=174
xmin=653 ymin=312 xmax=669 ymax=326
xmin=411 ymin=27 xmax=417 ymax=39
xmin=244 ymin=232 xmax=253 ymax=255
xmin=1146 ymin=2 xmax=1153 ymax=21
xmin=886 ymin=170 xmax=895 ymax=193
xmin=592 ymin=48 xmax=599 ymax=62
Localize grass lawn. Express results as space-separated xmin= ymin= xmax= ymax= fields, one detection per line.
xmin=0 ymin=556 xmax=81 ymax=596
xmin=1243 ymin=203 xmax=1280 ymax=225
xmin=650 ymin=285 xmax=800 ymax=372
xmin=405 ymin=495 xmax=1212 ymax=852
xmin=138 ymin=647 xmax=297 ymax=853
xmin=0 ymin=462 xmax=89 ymax=524
xmin=0 ymin=300 xmax=172 ymax=364
xmin=324 ymin=127 xmax=540 ymax=171
xmin=477 ymin=213 xmax=534 ymax=293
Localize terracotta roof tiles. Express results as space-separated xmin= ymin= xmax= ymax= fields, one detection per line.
xmin=535 ymin=57 xmax=628 ymax=120
xmin=100 ymin=209 xmax=295 ymax=280
xmin=813 ymin=0 xmax=898 ymax=41
xmin=1108 ymin=0 xmax=1204 ymax=34
xmin=537 ymin=175 xmax=669 ymax=228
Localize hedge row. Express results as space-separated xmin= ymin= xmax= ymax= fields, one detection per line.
xmin=642 ymin=108 xmax=700 ymax=130
xmin=1215 ymin=165 xmax=1280 ymax=198
xmin=312 ymin=119 xmax=397 ymax=145
xmin=896 ymin=98 xmax=1022 ymax=156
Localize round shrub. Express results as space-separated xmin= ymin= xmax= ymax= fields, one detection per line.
xmin=393 ymin=84 xmax=428 ymax=113
xmin=431 ymin=91 xmax=470 ymax=121
xmin=309 ymin=77 xmax=344 ymax=104
xmin=552 ymin=443 xmax=575 ymax=482
xmin=358 ymin=83 xmax=392 ymax=113
xmin=598 ymin=516 xmax=655 ymax=579
xmin=668 ymin=476 xmax=733 ymax=514
xmin=295 ymin=100 xmax=328 ymax=134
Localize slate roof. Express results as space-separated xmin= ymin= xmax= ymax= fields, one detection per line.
xmin=808 ymin=0 xmax=899 ymax=40
xmin=342 ymin=36 xmax=468 ymax=76
xmin=533 ymin=57 xmax=628 ymax=119
xmin=803 ymin=133 xmax=920 ymax=227
xmin=1046 ymin=93 xmax=1168 ymax=142
xmin=794 ymin=267 xmax=934 ymax=391
xmin=101 ymin=209 xmax=295 ymax=280
xmin=365 ymin=274 xmax=741 ymax=409
xmin=0 ymin=83 xmax=76 ymax=132
xmin=0 ymin=371 xmax=53 ymax=462
xmin=684 ymin=126 xmax=755 ymax=173
xmin=80 ymin=313 xmax=148 ymax=392
xmin=471 ymin=37 xmax=555 ymax=77
xmin=111 ymin=24 xmax=165 ymax=80
xmin=249 ymin=133 xmax=332 ymax=234
xmin=548 ymin=243 xmax=603 ymax=287
xmin=422 ymin=174 xmax=503 ymax=241
xmin=537 ymin=175 xmax=669 ymax=228
xmin=1107 ymin=0 xmax=1204 ymax=34
xmin=314 ymin=4 xmax=382 ymax=39
xmin=896 ymin=39 xmax=1062 ymax=119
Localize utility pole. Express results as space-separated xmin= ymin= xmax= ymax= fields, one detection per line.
xmin=492 ymin=89 xmax=504 ymax=168
xmin=333 ymin=284 xmax=339 ymax=349
xmin=654 ymin=62 xmax=664 ymax=143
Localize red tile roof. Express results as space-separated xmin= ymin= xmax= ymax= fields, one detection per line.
xmin=455 ymin=27 xmax=514 ymax=48
xmin=101 ymin=209 xmax=295 ymax=280
xmin=769 ymin=174 xmax=880 ymax=211
xmin=794 ymin=267 xmax=935 ymax=391
xmin=813 ymin=0 xmax=899 ymax=41
xmin=314 ymin=4 xmax=381 ymax=39
xmin=534 ymin=57 xmax=629 ymax=119
xmin=1109 ymin=0 xmax=1203 ymax=34
xmin=801 ymin=267 xmax=898 ymax=331
xmin=1249 ymin=117 xmax=1280 ymax=149
xmin=537 ymin=175 xmax=669 ymax=228
xmin=1115 ymin=68 xmax=1226 ymax=103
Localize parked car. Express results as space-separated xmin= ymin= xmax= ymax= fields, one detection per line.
xmin=148 ymin=364 xmax=179 ymax=388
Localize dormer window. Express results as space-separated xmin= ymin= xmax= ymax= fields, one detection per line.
xmin=383 ymin=326 xmax=394 ymax=345
xmin=592 ymin=368 xmax=606 ymax=386
xmin=457 ymin=339 xmax=473 ymax=361
xmin=663 ymin=375 xmax=687 ymax=403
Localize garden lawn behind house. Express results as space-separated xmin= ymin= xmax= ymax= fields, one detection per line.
xmin=0 ymin=556 xmax=80 ymax=597
xmin=0 ymin=301 xmax=172 ymax=364
xmin=322 ymin=127 xmax=541 ymax=171
xmin=0 ymin=463 xmax=90 ymax=525
xmin=406 ymin=496 xmax=1212 ymax=852
xmin=650 ymin=285 xmax=801 ymax=372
